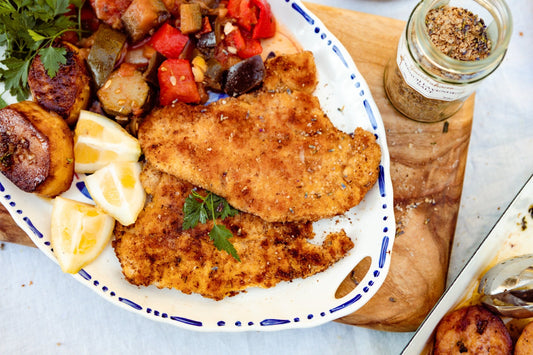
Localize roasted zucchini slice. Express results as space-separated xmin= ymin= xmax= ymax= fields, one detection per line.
xmin=97 ymin=63 xmax=153 ymax=117
xmin=87 ymin=24 xmax=128 ymax=88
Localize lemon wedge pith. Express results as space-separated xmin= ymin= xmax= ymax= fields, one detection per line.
xmin=85 ymin=161 xmax=146 ymax=226
xmin=51 ymin=196 xmax=115 ymax=274
xmin=74 ymin=110 xmax=141 ymax=174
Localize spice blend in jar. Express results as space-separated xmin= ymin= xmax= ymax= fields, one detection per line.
xmin=426 ymin=6 xmax=491 ymax=61
xmin=383 ymin=0 xmax=512 ymax=123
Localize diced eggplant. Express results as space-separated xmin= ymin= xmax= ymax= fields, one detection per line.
xmin=223 ymin=55 xmax=265 ymax=97
xmin=179 ymin=40 xmax=196 ymax=61
xmin=197 ymin=31 xmax=217 ymax=55
xmin=143 ymin=51 xmax=166 ymax=87
xmin=28 ymin=41 xmax=91 ymax=126
xmin=121 ymin=0 xmax=170 ymax=42
xmin=87 ymin=24 xmax=127 ymax=88
xmin=204 ymin=58 xmax=225 ymax=91
xmin=97 ymin=63 xmax=153 ymax=117
xmin=180 ymin=3 xmax=203 ymax=35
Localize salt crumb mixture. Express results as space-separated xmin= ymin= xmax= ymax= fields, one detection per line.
xmin=426 ymin=6 xmax=492 ymax=61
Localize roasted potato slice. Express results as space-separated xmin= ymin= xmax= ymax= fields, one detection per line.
xmin=0 ymin=101 xmax=74 ymax=197
xmin=515 ymin=321 xmax=533 ymax=355
xmin=28 ymin=41 xmax=91 ymax=126
xmin=97 ymin=63 xmax=153 ymax=117
xmin=433 ymin=305 xmax=512 ymax=354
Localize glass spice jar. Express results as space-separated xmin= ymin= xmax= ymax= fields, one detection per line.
xmin=384 ymin=0 xmax=513 ymax=123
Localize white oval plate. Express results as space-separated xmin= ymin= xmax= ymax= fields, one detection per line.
xmin=0 ymin=0 xmax=395 ymax=331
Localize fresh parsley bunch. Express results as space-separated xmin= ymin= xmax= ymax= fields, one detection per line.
xmin=0 ymin=0 xmax=84 ymax=107
xmin=183 ymin=190 xmax=241 ymax=261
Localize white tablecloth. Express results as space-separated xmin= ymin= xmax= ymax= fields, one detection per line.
xmin=2 ymin=1 xmax=531 ymax=354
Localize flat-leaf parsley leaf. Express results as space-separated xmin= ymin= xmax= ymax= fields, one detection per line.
xmin=183 ymin=190 xmax=240 ymax=261
xmin=0 ymin=0 xmax=83 ymax=106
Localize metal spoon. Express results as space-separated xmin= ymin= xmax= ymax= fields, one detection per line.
xmin=478 ymin=254 xmax=533 ymax=318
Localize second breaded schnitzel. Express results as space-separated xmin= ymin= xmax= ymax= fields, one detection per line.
xmin=139 ymin=52 xmax=381 ymax=223
xmin=113 ymin=164 xmax=354 ymax=300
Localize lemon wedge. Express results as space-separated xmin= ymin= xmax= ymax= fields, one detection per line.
xmin=74 ymin=110 xmax=141 ymax=173
xmin=85 ymin=161 xmax=145 ymax=226
xmin=51 ymin=196 xmax=115 ymax=274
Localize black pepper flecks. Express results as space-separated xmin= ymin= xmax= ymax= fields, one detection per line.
xmin=426 ymin=6 xmax=492 ymax=61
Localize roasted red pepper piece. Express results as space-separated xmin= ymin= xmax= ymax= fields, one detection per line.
xmin=251 ymin=0 xmax=275 ymax=39
xmin=228 ymin=0 xmax=258 ymax=32
xmin=239 ymin=30 xmax=263 ymax=58
xmin=149 ymin=23 xmax=189 ymax=59
xmin=225 ymin=28 xmax=246 ymax=54
xmin=225 ymin=28 xmax=262 ymax=59
xmin=158 ymin=59 xmax=201 ymax=105
xmin=197 ymin=16 xmax=213 ymax=36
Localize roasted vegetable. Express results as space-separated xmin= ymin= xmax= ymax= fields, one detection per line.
xmin=203 ymin=58 xmax=225 ymax=91
xmin=121 ymin=0 xmax=170 ymax=42
xmin=223 ymin=55 xmax=265 ymax=96
xmin=197 ymin=31 xmax=217 ymax=54
xmin=87 ymin=24 xmax=128 ymax=88
xmin=148 ymin=23 xmax=189 ymax=59
xmin=0 ymin=101 xmax=74 ymax=197
xmin=97 ymin=63 xmax=153 ymax=117
xmin=227 ymin=0 xmax=276 ymax=39
xmin=250 ymin=0 xmax=276 ymax=39
xmin=90 ymin=0 xmax=132 ymax=29
xmin=158 ymin=59 xmax=201 ymax=105
xmin=143 ymin=51 xmax=166 ymax=87
xmin=28 ymin=41 xmax=91 ymax=126
xmin=433 ymin=305 xmax=512 ymax=355
xmin=227 ymin=0 xmax=258 ymax=32
xmin=224 ymin=27 xmax=262 ymax=59
xmin=180 ymin=3 xmax=203 ymax=35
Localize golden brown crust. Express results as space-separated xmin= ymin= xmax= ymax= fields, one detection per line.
xmin=113 ymin=164 xmax=354 ymax=300
xmin=139 ymin=88 xmax=381 ymax=223
xmin=433 ymin=305 xmax=512 ymax=355
xmin=0 ymin=101 xmax=74 ymax=197
xmin=515 ymin=321 xmax=533 ymax=355
xmin=29 ymin=41 xmax=91 ymax=126
xmin=263 ymin=51 xmax=318 ymax=94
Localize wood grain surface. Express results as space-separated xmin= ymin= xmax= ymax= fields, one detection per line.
xmin=0 ymin=3 xmax=474 ymax=332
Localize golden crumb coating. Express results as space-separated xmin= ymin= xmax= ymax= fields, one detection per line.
xmin=113 ymin=164 xmax=354 ymax=300
xmin=139 ymin=52 xmax=381 ymax=223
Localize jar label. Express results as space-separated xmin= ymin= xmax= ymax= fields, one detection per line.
xmin=396 ymin=33 xmax=476 ymax=101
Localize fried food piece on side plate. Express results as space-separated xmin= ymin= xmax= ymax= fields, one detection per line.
xmin=113 ymin=164 xmax=354 ymax=300
xmin=140 ymin=84 xmax=380 ymax=223
xmin=515 ymin=321 xmax=533 ymax=355
xmin=433 ymin=305 xmax=512 ymax=354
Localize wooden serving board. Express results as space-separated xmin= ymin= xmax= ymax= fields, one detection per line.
xmin=0 ymin=3 xmax=474 ymax=332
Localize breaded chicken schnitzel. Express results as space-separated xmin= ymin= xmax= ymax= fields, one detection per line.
xmin=139 ymin=53 xmax=381 ymax=223
xmin=113 ymin=164 xmax=354 ymax=300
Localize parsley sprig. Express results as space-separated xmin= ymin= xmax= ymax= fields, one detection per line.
xmin=0 ymin=0 xmax=84 ymax=107
xmin=183 ymin=190 xmax=241 ymax=262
